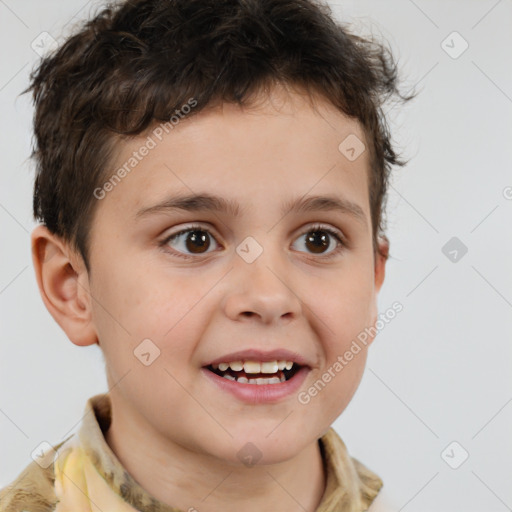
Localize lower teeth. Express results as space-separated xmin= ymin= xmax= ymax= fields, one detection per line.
xmin=222 ymin=374 xmax=286 ymax=384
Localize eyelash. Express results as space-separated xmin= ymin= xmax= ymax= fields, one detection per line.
xmin=158 ymin=223 xmax=347 ymax=260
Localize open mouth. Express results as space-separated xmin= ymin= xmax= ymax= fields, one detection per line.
xmin=206 ymin=360 xmax=302 ymax=385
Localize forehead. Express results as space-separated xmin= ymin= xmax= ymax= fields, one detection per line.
xmin=92 ymin=87 xmax=370 ymax=229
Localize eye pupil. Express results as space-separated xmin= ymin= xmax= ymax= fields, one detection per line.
xmin=306 ymin=231 xmax=329 ymax=254
xmin=185 ymin=230 xmax=210 ymax=253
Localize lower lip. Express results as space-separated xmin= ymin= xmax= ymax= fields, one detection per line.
xmin=200 ymin=366 xmax=310 ymax=404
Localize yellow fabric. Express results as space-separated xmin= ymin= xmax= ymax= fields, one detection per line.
xmin=0 ymin=393 xmax=383 ymax=511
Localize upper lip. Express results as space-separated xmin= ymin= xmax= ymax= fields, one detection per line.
xmin=204 ymin=349 xmax=311 ymax=368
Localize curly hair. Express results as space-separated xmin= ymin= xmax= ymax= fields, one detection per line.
xmin=23 ymin=0 xmax=413 ymax=271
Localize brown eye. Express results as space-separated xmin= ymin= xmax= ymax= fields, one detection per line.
xmin=184 ymin=230 xmax=210 ymax=253
xmin=292 ymin=226 xmax=344 ymax=258
xmin=164 ymin=226 xmax=218 ymax=257
xmin=304 ymin=231 xmax=330 ymax=254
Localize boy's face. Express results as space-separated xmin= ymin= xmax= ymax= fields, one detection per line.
xmin=55 ymin=87 xmax=386 ymax=464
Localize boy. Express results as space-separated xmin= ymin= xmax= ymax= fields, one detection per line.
xmin=1 ymin=0 xmax=412 ymax=510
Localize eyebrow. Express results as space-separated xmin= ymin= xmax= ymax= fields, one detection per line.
xmin=135 ymin=192 xmax=367 ymax=228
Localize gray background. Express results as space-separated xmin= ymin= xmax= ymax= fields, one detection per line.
xmin=1 ymin=0 xmax=511 ymax=510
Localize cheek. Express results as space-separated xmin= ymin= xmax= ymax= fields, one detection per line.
xmin=91 ymin=255 xmax=167 ymax=330
xmin=298 ymin=348 xmax=368 ymax=427
xmin=327 ymin=352 xmax=367 ymax=420
xmin=306 ymin=264 xmax=374 ymax=419
xmin=312 ymin=263 xmax=375 ymax=347
xmin=90 ymin=256 xmax=213 ymax=364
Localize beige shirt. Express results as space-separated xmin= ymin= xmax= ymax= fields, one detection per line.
xmin=0 ymin=393 xmax=385 ymax=511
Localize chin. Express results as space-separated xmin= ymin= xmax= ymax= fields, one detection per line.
xmin=225 ymin=429 xmax=310 ymax=466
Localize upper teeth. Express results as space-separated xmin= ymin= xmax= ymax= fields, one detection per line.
xmin=213 ymin=360 xmax=294 ymax=373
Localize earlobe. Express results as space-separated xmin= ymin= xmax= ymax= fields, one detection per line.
xmin=31 ymin=225 xmax=98 ymax=347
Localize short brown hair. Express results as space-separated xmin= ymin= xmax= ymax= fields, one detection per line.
xmin=23 ymin=0 xmax=413 ymax=271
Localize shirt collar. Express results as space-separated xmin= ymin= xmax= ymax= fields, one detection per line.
xmin=78 ymin=393 xmax=382 ymax=512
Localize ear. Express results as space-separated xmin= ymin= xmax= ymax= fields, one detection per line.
xmin=366 ymin=235 xmax=389 ymax=345
xmin=374 ymin=234 xmax=389 ymax=294
xmin=31 ymin=225 xmax=98 ymax=347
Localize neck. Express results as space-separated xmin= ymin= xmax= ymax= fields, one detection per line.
xmin=104 ymin=402 xmax=326 ymax=512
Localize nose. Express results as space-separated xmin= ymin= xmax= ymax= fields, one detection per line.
xmin=222 ymin=251 xmax=302 ymax=325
